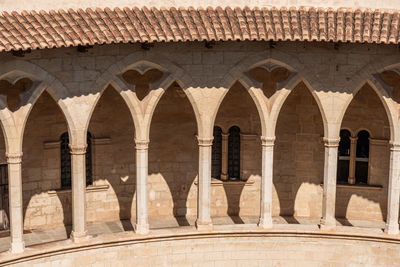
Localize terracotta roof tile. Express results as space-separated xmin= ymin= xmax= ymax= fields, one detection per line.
xmin=1 ymin=6 xmax=400 ymax=51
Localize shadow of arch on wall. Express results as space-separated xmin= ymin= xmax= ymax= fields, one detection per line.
xmin=22 ymin=90 xmax=70 ymax=234
xmin=335 ymin=83 xmax=390 ymax=225
xmin=274 ymin=81 xmax=325 ymax=223
xmin=148 ymin=82 xmax=198 ymax=227
xmin=87 ymin=85 xmax=136 ymax=231
xmin=213 ymin=81 xmax=262 ymax=224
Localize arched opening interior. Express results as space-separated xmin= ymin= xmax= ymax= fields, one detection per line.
xmin=88 ymin=86 xmax=135 ymax=230
xmin=22 ymin=91 xmax=69 ymax=232
xmin=274 ymin=82 xmax=324 ymax=223
xmin=148 ymin=82 xmax=198 ymax=228
xmin=0 ymin=125 xmax=8 ymax=231
xmin=336 ymin=84 xmax=390 ymax=224
xmin=213 ymin=81 xmax=261 ymax=224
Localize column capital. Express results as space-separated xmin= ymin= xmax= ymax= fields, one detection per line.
xmin=221 ymin=132 xmax=229 ymax=139
xmin=135 ymin=139 xmax=149 ymax=150
xmin=390 ymin=141 xmax=400 ymax=151
xmin=261 ymin=136 xmax=275 ymax=147
xmin=69 ymin=145 xmax=87 ymax=155
xmin=197 ymin=136 xmax=214 ymax=146
xmin=323 ymin=137 xmax=340 ymax=147
xmin=350 ymin=136 xmax=358 ymax=143
xmin=6 ymin=153 xmax=23 ymax=164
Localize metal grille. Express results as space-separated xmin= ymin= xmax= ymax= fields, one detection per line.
xmin=60 ymin=132 xmax=92 ymax=188
xmin=0 ymin=164 xmax=8 ymax=216
xmin=355 ymin=130 xmax=370 ymax=184
xmin=228 ymin=126 xmax=240 ymax=179
xmin=211 ymin=126 xmax=222 ymax=179
xmin=337 ymin=129 xmax=351 ymax=184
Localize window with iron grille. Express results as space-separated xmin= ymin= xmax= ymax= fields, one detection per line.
xmin=211 ymin=126 xmax=222 ymax=179
xmin=228 ymin=126 xmax=240 ymax=179
xmin=60 ymin=132 xmax=92 ymax=188
xmin=337 ymin=129 xmax=351 ymax=184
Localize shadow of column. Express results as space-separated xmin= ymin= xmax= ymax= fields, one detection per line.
xmin=222 ymin=183 xmax=245 ymax=224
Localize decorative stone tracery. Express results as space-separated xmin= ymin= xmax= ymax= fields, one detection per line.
xmin=0 ymin=78 xmax=32 ymax=111
xmin=248 ymin=67 xmax=290 ymax=98
xmin=122 ymin=69 xmax=163 ymax=101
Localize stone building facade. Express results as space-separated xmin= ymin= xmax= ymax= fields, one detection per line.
xmin=0 ymin=1 xmax=399 ymax=265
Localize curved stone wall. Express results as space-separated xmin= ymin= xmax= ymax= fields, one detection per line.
xmin=1 ymin=229 xmax=399 ymax=266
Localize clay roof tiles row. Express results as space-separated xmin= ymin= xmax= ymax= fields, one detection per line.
xmin=0 ymin=6 xmax=400 ymax=51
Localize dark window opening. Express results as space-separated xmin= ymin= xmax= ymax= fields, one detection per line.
xmin=61 ymin=132 xmax=93 ymax=189
xmin=228 ymin=126 xmax=240 ymax=180
xmin=337 ymin=129 xmax=351 ymax=184
xmin=211 ymin=126 xmax=222 ymax=179
xmin=355 ymin=130 xmax=369 ymax=184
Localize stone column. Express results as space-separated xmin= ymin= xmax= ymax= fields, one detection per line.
xmin=70 ymin=145 xmax=88 ymax=242
xmin=348 ymin=137 xmax=357 ymax=185
xmin=385 ymin=142 xmax=400 ymax=235
xmin=258 ymin=136 xmax=275 ymax=229
xmin=7 ymin=153 xmax=24 ymax=253
xmin=221 ymin=133 xmax=229 ymax=181
xmin=135 ymin=139 xmax=149 ymax=234
xmin=320 ymin=137 xmax=340 ymax=230
xmin=196 ymin=137 xmax=213 ymax=230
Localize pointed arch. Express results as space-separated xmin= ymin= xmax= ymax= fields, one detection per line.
xmin=90 ymin=55 xmax=197 ymax=141
xmin=338 ymin=79 xmax=396 ymax=142
xmin=0 ymin=60 xmax=75 ymax=153
xmin=274 ymin=82 xmax=325 ymax=219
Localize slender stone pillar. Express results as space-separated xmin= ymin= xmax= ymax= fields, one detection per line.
xmin=221 ymin=133 xmax=229 ymax=181
xmin=320 ymin=137 xmax=340 ymax=230
xmin=196 ymin=137 xmax=213 ymax=230
xmin=135 ymin=139 xmax=149 ymax=234
xmin=69 ymin=145 xmax=88 ymax=242
xmin=385 ymin=142 xmax=400 ymax=235
xmin=258 ymin=136 xmax=275 ymax=229
xmin=348 ymin=137 xmax=357 ymax=185
xmin=7 ymin=153 xmax=24 ymax=253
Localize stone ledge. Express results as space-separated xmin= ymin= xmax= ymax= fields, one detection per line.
xmin=194 ymin=177 xmax=255 ymax=186
xmin=47 ymin=184 xmax=110 ymax=196
xmin=320 ymin=183 xmax=383 ymax=190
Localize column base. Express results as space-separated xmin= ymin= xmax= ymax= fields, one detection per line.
xmin=385 ymin=222 xmax=399 ymax=235
xmin=195 ymin=219 xmax=213 ymax=231
xmin=10 ymin=241 xmax=25 ymax=254
xmin=70 ymin=230 xmax=89 ymax=243
xmin=135 ymin=223 xmax=150 ymax=235
xmin=319 ymin=218 xmax=336 ymax=231
xmin=258 ymin=217 xmax=273 ymax=229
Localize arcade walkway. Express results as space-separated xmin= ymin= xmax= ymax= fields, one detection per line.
xmin=0 ymin=216 xmax=386 ymax=253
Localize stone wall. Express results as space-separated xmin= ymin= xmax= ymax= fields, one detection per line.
xmin=5 ymin=234 xmax=400 ymax=267
xmin=0 ymin=40 xmax=395 ymax=229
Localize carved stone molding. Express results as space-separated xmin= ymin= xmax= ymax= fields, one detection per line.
xmin=390 ymin=141 xmax=400 ymax=152
xmin=197 ymin=137 xmax=214 ymax=147
xmin=135 ymin=139 xmax=149 ymax=150
xmin=6 ymin=153 xmax=23 ymax=164
xmin=323 ymin=137 xmax=340 ymax=147
xmin=69 ymin=145 xmax=87 ymax=155
xmin=43 ymin=140 xmax=61 ymax=149
xmin=261 ymin=136 xmax=275 ymax=147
